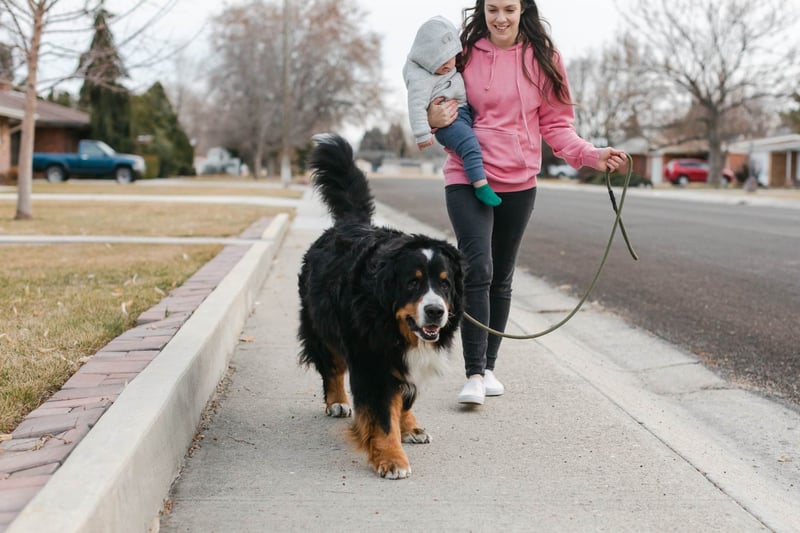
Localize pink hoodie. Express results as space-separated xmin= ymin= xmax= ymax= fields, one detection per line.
xmin=443 ymin=38 xmax=601 ymax=192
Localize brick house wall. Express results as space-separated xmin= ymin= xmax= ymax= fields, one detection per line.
xmin=0 ymin=89 xmax=90 ymax=176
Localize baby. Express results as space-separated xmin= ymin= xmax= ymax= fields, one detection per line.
xmin=403 ymin=16 xmax=501 ymax=207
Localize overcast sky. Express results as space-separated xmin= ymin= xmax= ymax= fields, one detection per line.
xmin=374 ymin=0 xmax=641 ymax=113
xmin=60 ymin=0 xmax=797 ymax=143
xmin=100 ymin=0 xmax=631 ymax=120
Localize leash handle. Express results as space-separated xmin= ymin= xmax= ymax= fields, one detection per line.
xmin=462 ymin=154 xmax=637 ymax=340
xmin=606 ymin=165 xmax=639 ymax=261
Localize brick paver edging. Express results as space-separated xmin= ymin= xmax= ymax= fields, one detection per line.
xmin=0 ymin=215 xmax=286 ymax=531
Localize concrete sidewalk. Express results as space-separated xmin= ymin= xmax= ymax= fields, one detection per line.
xmin=156 ymin=190 xmax=798 ymax=531
xmin=5 ymin=187 xmax=799 ymax=532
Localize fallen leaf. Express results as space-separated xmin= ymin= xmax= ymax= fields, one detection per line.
xmin=239 ymin=336 xmax=256 ymax=343
xmin=154 ymin=287 xmax=166 ymax=296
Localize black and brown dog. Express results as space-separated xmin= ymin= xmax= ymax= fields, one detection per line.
xmin=298 ymin=134 xmax=465 ymax=479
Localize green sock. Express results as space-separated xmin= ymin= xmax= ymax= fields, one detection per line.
xmin=474 ymin=184 xmax=502 ymax=207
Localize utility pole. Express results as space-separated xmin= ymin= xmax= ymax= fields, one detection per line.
xmin=280 ymin=0 xmax=291 ymax=188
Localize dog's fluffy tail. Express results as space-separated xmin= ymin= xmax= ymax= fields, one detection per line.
xmin=309 ymin=133 xmax=375 ymax=225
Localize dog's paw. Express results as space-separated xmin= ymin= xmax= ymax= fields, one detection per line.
xmin=402 ymin=427 xmax=431 ymax=444
xmin=375 ymin=461 xmax=411 ymax=480
xmin=325 ymin=403 xmax=352 ymax=417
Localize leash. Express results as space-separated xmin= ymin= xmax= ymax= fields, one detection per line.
xmin=462 ymin=154 xmax=638 ymax=339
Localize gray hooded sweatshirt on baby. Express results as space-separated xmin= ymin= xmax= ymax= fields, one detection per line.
xmin=403 ymin=16 xmax=466 ymax=145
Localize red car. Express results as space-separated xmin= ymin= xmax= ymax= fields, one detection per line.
xmin=664 ymin=158 xmax=734 ymax=185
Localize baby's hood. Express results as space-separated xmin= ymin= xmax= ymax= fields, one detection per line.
xmin=407 ymin=16 xmax=462 ymax=74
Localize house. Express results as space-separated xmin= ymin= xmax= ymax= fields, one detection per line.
xmin=617 ymin=134 xmax=800 ymax=187
xmin=0 ymin=89 xmax=90 ymax=178
xmin=615 ymin=137 xmax=650 ymax=179
xmin=644 ymin=139 xmax=712 ymax=185
xmin=196 ymin=146 xmax=243 ymax=176
xmin=725 ymin=134 xmax=800 ymax=188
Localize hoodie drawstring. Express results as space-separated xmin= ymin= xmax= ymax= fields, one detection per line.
xmin=485 ymin=50 xmax=497 ymax=91
xmin=515 ymin=46 xmax=534 ymax=150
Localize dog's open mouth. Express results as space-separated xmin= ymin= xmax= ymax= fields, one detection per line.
xmin=406 ymin=316 xmax=441 ymax=342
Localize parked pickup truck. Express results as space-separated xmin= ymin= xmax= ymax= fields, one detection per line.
xmin=32 ymin=140 xmax=146 ymax=183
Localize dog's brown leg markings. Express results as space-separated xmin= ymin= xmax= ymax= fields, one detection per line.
xmin=352 ymin=393 xmax=410 ymax=479
xmin=400 ymin=408 xmax=431 ymax=444
xmin=324 ymin=346 xmax=351 ymax=417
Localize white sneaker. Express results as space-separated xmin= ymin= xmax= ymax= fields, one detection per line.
xmin=484 ymin=370 xmax=505 ymax=396
xmin=457 ymin=376 xmax=485 ymax=404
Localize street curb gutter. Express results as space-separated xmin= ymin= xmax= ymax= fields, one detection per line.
xmin=6 ymin=213 xmax=291 ymax=533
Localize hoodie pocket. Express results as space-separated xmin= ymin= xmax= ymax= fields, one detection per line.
xmin=473 ymin=127 xmax=529 ymax=181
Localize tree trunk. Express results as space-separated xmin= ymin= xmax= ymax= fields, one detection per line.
xmin=15 ymin=3 xmax=45 ymax=220
xmin=280 ymin=0 xmax=292 ymax=188
xmin=706 ymin=115 xmax=724 ymax=188
xmin=252 ymin=146 xmax=263 ymax=180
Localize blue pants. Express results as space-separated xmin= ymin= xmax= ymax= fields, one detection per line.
xmin=445 ymin=185 xmax=537 ymax=377
xmin=435 ymin=105 xmax=486 ymax=185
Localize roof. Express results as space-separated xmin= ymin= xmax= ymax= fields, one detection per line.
xmin=652 ymin=139 xmax=709 ymax=155
xmin=615 ymin=136 xmax=650 ymax=155
xmin=726 ymin=134 xmax=800 ymax=154
xmin=0 ymin=89 xmax=89 ymax=126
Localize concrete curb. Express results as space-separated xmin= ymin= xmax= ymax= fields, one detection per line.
xmin=5 ymin=213 xmax=290 ymax=533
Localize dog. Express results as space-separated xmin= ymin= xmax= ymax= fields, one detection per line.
xmin=298 ymin=134 xmax=465 ymax=479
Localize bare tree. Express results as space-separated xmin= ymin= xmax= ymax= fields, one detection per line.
xmin=568 ymin=34 xmax=666 ymax=146
xmin=207 ymin=1 xmax=281 ymax=179
xmin=627 ymin=0 xmax=800 ymax=185
xmin=0 ymin=0 xmax=181 ymax=219
xmin=0 ymin=0 xmax=87 ymax=219
xmin=207 ymin=0 xmax=382 ymax=178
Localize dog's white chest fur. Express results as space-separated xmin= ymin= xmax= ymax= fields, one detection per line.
xmin=405 ymin=344 xmax=448 ymax=386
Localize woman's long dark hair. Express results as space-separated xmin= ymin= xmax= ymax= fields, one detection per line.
xmin=459 ymin=0 xmax=570 ymax=104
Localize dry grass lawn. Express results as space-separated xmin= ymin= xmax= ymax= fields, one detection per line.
xmin=0 ymin=186 xmax=297 ymax=433
xmin=0 ymin=201 xmax=288 ymax=237
xmin=0 ymin=244 xmax=221 ymax=433
xmin=29 ymin=179 xmax=305 ymax=198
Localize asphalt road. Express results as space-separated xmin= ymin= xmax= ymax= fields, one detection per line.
xmin=369 ymin=178 xmax=800 ymax=408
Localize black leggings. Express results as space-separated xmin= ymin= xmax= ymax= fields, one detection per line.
xmin=445 ymin=185 xmax=537 ymax=377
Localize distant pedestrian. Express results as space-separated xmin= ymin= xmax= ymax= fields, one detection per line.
xmin=426 ymin=0 xmax=627 ymax=405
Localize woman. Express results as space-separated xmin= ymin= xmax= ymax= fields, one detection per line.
xmin=428 ymin=0 xmax=627 ymax=405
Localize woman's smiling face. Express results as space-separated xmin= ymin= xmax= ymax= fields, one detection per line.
xmin=484 ymin=0 xmax=522 ymax=49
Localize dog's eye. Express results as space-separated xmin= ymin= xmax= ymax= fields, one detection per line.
xmin=440 ymin=278 xmax=451 ymax=290
xmin=407 ymin=278 xmax=420 ymax=290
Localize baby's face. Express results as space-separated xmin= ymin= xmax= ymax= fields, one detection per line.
xmin=435 ymin=57 xmax=457 ymax=75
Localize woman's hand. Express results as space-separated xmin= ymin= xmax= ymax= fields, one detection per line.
xmin=595 ymin=148 xmax=627 ymax=173
xmin=427 ymin=97 xmax=459 ymax=129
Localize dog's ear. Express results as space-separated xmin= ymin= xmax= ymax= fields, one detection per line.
xmin=439 ymin=242 xmax=466 ymax=319
xmin=374 ymin=263 xmax=398 ymax=311
xmin=369 ymin=239 xmax=408 ymax=312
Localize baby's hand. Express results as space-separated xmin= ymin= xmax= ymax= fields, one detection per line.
xmin=418 ymin=139 xmax=434 ymax=150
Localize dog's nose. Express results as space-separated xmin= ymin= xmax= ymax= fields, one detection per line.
xmin=424 ymin=304 xmax=445 ymax=322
